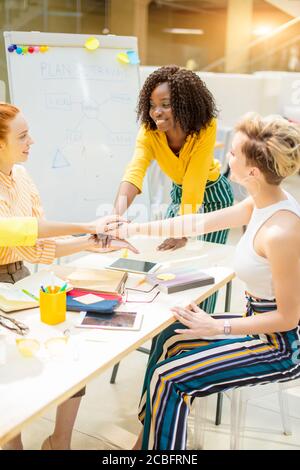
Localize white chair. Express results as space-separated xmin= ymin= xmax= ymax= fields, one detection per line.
xmin=193 ymin=379 xmax=300 ymax=450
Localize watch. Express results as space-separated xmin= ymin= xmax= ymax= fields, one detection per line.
xmin=223 ymin=319 xmax=231 ymax=335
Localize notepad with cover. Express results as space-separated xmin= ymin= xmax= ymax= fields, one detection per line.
xmin=52 ymin=266 xmax=127 ymax=295
xmin=67 ymin=288 xmax=121 ymax=314
xmin=147 ymin=267 xmax=215 ymax=294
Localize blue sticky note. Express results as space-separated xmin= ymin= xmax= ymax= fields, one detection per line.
xmin=126 ymin=50 xmax=140 ymax=65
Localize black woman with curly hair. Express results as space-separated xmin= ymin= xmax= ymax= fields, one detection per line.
xmin=113 ymin=65 xmax=234 ymax=313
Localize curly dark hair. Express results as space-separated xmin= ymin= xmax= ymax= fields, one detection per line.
xmin=137 ymin=65 xmax=218 ymax=134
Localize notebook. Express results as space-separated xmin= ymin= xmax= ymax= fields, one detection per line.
xmin=52 ymin=266 xmax=127 ymax=294
xmin=67 ymin=288 xmax=121 ymax=314
xmin=0 ymin=270 xmax=67 ymax=313
xmin=146 ymin=267 xmax=215 ymax=294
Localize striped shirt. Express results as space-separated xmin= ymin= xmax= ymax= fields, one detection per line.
xmin=0 ymin=165 xmax=56 ymax=265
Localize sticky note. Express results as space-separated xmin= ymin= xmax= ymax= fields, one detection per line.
xmin=73 ymin=294 xmax=105 ymax=305
xmin=85 ymin=37 xmax=100 ymax=51
xmin=126 ymin=50 xmax=140 ymax=65
xmin=157 ymin=273 xmax=176 ymax=281
xmin=117 ymin=52 xmax=130 ymax=64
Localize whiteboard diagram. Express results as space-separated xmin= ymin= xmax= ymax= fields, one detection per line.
xmin=4 ymin=32 xmax=150 ymax=222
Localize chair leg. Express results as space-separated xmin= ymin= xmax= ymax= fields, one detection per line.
xmin=193 ymin=398 xmax=208 ymax=450
xmin=110 ymin=362 xmax=120 ymax=384
xmin=278 ymin=386 xmax=292 ymax=436
xmin=230 ymin=389 xmax=247 ymax=450
xmin=215 ymin=393 xmax=223 ymax=425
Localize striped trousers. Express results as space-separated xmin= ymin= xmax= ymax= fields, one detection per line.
xmin=165 ymin=175 xmax=234 ymax=313
xmin=138 ymin=296 xmax=300 ymax=450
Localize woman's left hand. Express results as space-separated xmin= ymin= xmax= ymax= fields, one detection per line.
xmin=157 ymin=237 xmax=188 ymax=251
xmin=87 ymin=235 xmax=139 ymax=253
xmin=171 ymin=302 xmax=219 ymax=336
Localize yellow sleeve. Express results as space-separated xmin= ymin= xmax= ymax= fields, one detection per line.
xmin=12 ymin=172 xmax=56 ymax=264
xmin=180 ymin=119 xmax=217 ymax=215
xmin=122 ymin=126 xmax=153 ymax=192
xmin=0 ymin=217 xmax=38 ymax=246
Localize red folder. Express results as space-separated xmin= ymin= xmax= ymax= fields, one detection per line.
xmin=67 ymin=288 xmax=122 ymax=303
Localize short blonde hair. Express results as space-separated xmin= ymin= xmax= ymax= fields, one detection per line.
xmin=235 ymin=113 xmax=300 ymax=185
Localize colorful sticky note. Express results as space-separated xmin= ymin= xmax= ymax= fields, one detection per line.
xmin=85 ymin=37 xmax=100 ymax=51
xmin=117 ymin=52 xmax=130 ymax=64
xmin=126 ymin=50 xmax=140 ymax=65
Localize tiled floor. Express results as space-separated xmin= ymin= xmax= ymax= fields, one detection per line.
xmin=19 ymin=175 xmax=300 ymax=450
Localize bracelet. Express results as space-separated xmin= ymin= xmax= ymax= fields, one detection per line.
xmin=223 ymin=319 xmax=231 ymax=335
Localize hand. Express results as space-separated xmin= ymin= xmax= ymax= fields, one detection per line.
xmin=104 ymin=221 xmax=132 ymax=239
xmin=171 ymin=302 xmax=219 ymax=336
xmin=87 ymin=235 xmax=139 ymax=254
xmin=157 ymin=237 xmax=188 ymax=251
xmin=88 ymin=215 xmax=128 ymax=236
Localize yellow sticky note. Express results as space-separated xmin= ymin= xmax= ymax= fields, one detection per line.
xmin=117 ymin=52 xmax=130 ymax=64
xmin=157 ymin=273 xmax=176 ymax=281
xmin=122 ymin=249 xmax=128 ymax=258
xmin=85 ymin=37 xmax=100 ymax=51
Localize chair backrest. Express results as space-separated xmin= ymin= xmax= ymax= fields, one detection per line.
xmin=215 ymin=126 xmax=233 ymax=173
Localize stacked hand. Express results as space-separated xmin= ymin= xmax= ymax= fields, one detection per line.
xmin=87 ymin=234 xmax=139 ymax=254
xmin=171 ymin=302 xmax=219 ymax=337
xmin=157 ymin=237 xmax=188 ymax=251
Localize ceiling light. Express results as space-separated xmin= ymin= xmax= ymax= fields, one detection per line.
xmin=252 ymin=26 xmax=273 ymax=37
xmin=162 ymin=28 xmax=204 ymax=35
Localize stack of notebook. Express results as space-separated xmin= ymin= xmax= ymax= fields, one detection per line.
xmin=67 ymin=288 xmax=121 ymax=314
xmin=52 ymin=266 xmax=127 ymax=294
xmin=147 ymin=267 xmax=215 ymax=294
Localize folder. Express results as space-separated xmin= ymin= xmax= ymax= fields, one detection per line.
xmin=52 ymin=266 xmax=127 ymax=294
xmin=67 ymin=288 xmax=121 ymax=314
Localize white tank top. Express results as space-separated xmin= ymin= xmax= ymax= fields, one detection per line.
xmin=233 ymin=191 xmax=300 ymax=300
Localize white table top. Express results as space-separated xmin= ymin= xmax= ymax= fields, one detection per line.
xmin=0 ymin=238 xmax=235 ymax=445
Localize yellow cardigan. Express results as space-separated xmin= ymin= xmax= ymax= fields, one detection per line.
xmin=122 ymin=118 xmax=220 ymax=214
xmin=0 ymin=217 xmax=37 ymax=247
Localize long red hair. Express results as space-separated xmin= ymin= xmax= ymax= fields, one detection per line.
xmin=0 ymin=102 xmax=20 ymax=142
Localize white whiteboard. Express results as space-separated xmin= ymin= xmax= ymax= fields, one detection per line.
xmin=4 ymin=31 xmax=150 ymax=222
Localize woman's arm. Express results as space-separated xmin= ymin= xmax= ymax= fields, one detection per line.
xmin=107 ymin=196 xmax=254 ymax=239
xmin=113 ymin=181 xmax=141 ymax=215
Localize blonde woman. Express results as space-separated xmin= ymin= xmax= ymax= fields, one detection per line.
xmin=107 ymin=114 xmax=300 ymax=450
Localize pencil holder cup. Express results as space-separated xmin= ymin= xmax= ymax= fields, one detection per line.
xmin=40 ymin=287 xmax=66 ymax=325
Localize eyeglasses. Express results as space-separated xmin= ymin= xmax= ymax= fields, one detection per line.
xmin=123 ymin=284 xmax=160 ymax=303
xmin=16 ymin=336 xmax=69 ymax=358
xmin=0 ymin=314 xmax=29 ymax=336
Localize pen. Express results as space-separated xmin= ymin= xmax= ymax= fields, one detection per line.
xmin=121 ymin=248 xmax=128 ymax=258
xmin=22 ymin=289 xmax=39 ymax=301
xmin=40 ymin=285 xmax=46 ymax=293
xmin=59 ymin=283 xmax=68 ymax=292
xmin=135 ymin=277 xmax=146 ymax=288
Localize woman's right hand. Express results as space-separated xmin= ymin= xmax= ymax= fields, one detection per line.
xmin=86 ymin=215 xmax=128 ymax=236
xmin=104 ymin=221 xmax=137 ymax=239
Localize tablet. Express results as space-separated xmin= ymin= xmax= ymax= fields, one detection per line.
xmin=106 ymin=258 xmax=160 ymax=275
xmin=76 ymin=310 xmax=143 ymax=331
